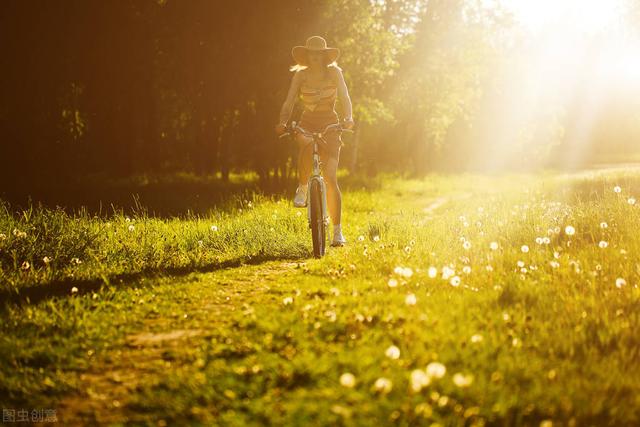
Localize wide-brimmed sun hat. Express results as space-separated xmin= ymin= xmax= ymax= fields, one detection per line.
xmin=291 ymin=36 xmax=340 ymax=66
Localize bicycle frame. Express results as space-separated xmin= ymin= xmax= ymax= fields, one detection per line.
xmin=279 ymin=121 xmax=352 ymax=254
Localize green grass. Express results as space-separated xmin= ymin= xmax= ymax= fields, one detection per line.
xmin=1 ymin=171 xmax=640 ymax=426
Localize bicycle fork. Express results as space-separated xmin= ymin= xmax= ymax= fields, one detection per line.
xmin=307 ymin=141 xmax=330 ymax=229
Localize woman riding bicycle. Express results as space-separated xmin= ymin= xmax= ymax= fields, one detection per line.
xmin=275 ymin=36 xmax=354 ymax=247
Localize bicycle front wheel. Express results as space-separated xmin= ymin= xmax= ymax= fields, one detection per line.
xmin=308 ymin=180 xmax=326 ymax=258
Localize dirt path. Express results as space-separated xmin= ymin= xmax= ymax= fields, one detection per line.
xmin=57 ymin=261 xmax=302 ymax=425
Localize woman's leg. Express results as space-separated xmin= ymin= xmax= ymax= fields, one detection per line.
xmin=296 ymin=133 xmax=312 ymax=186
xmin=322 ymin=156 xmax=341 ymax=226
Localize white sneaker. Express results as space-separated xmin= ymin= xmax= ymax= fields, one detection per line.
xmin=293 ymin=184 xmax=307 ymax=207
xmin=331 ymin=224 xmax=347 ymax=247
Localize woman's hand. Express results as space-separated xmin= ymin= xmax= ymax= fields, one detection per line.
xmin=342 ymin=117 xmax=354 ymax=130
xmin=275 ymin=123 xmax=287 ymax=135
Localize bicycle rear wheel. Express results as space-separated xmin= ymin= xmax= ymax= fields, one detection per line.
xmin=308 ymin=180 xmax=326 ymax=258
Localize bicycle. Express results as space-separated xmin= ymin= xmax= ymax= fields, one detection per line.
xmin=279 ymin=121 xmax=352 ymax=258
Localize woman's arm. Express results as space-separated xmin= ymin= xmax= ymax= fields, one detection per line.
xmin=332 ymin=66 xmax=353 ymax=125
xmin=278 ymin=71 xmax=303 ymax=126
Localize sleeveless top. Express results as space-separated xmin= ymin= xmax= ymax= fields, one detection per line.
xmin=299 ymin=69 xmax=337 ymax=112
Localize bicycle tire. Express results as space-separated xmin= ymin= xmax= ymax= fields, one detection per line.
xmin=308 ymin=180 xmax=326 ymax=258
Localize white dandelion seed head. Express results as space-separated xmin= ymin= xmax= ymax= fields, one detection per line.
xmin=615 ymin=278 xmax=626 ymax=288
xmin=71 ymin=286 xmax=79 ymax=294
xmin=564 ymin=226 xmax=575 ymax=236
xmin=449 ymin=276 xmax=461 ymax=287
xmin=453 ymin=373 xmax=474 ymax=388
xmin=427 ymin=266 xmax=438 ymax=278
xmin=598 ymin=241 xmax=608 ymax=249
xmin=283 ymin=296 xmax=294 ymax=305
xmin=405 ymin=293 xmax=417 ymax=306
xmin=340 ymin=373 xmax=356 ymax=388
xmin=521 ymin=245 xmax=529 ymax=253
xmin=387 ymin=278 xmax=399 ymax=288
xmin=600 ymin=222 xmax=608 ymax=229
xmin=470 ymin=334 xmax=483 ymax=343
xmin=385 ymin=345 xmax=401 ymax=360
xmin=462 ymin=266 xmax=472 ymax=275
xmin=210 ymin=225 xmax=219 ymax=231
xmin=373 ymin=377 xmax=393 ymax=394
xmin=128 ymin=224 xmax=135 ymax=232
xmin=357 ymin=235 xmax=364 ymax=241
xmin=373 ymin=235 xmax=380 ymax=242
xmin=628 ymin=197 xmax=636 ymax=205
xmin=489 ymin=241 xmax=499 ymax=251
xmin=410 ymin=369 xmax=431 ymax=392
xmin=614 ymin=186 xmax=622 ymax=193
xmin=463 ymin=241 xmax=472 ymax=250
xmin=442 ymin=266 xmax=455 ymax=280
xmin=425 ymin=362 xmax=446 ymax=379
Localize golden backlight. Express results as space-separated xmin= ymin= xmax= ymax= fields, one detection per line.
xmin=471 ymin=0 xmax=640 ymax=170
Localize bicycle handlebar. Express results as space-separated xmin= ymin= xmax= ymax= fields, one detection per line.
xmin=278 ymin=121 xmax=354 ymax=139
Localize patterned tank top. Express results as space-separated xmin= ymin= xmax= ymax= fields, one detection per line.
xmin=299 ymin=70 xmax=337 ymax=112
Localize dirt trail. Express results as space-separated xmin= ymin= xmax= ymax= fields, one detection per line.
xmin=57 ymin=261 xmax=301 ymax=425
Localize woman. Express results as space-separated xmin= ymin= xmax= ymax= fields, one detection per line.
xmin=275 ymin=36 xmax=354 ymax=247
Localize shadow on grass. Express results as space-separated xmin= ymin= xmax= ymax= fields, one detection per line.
xmin=0 ymin=253 xmax=307 ymax=308
xmin=0 ymin=172 xmax=382 ymax=218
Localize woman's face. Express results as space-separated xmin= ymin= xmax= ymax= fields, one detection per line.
xmin=307 ymin=50 xmax=325 ymax=67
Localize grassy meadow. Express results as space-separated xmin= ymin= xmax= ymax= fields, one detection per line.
xmin=1 ymin=170 xmax=639 ymax=426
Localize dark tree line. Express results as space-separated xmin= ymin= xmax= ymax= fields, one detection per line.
xmin=2 ymin=0 xmax=640 ymax=192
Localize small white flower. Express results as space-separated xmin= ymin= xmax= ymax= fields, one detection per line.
xmin=615 ymin=278 xmax=626 ymax=288
xmin=442 ymin=266 xmax=455 ymax=280
xmin=542 ymin=237 xmax=551 ymax=245
xmin=564 ymin=226 xmax=575 ymax=236
xmin=20 ymin=261 xmax=30 ymax=270
xmin=462 ymin=266 xmax=471 ymax=275
xmin=449 ymin=276 xmax=461 ymax=287
xmin=283 ymin=296 xmax=294 ymax=305
xmin=43 ymin=256 xmax=52 ymax=264
xmin=598 ymin=241 xmax=608 ymax=249
xmin=549 ymin=260 xmax=560 ymax=269
xmin=425 ymin=362 xmax=446 ymax=379
xmin=210 ymin=225 xmax=219 ymax=232
xmin=452 ymin=372 xmax=473 ymax=388
xmin=340 ymin=373 xmax=356 ymax=388
xmin=373 ymin=235 xmax=380 ymax=242
xmin=405 ymin=293 xmax=417 ymax=306
xmin=387 ymin=278 xmax=399 ymax=288
xmin=410 ymin=369 xmax=431 ymax=392
xmin=600 ymin=222 xmax=608 ymax=229
xmin=463 ymin=241 xmax=472 ymax=250
xmin=385 ymin=345 xmax=401 ymax=360
xmin=470 ymin=334 xmax=483 ymax=343
xmin=427 ymin=266 xmax=438 ymax=278
xmin=521 ymin=245 xmax=529 ymax=253
xmin=373 ymin=377 xmax=393 ymax=394
xmin=357 ymin=235 xmax=365 ymax=241
xmin=71 ymin=286 xmax=79 ymax=294
xmin=489 ymin=241 xmax=499 ymax=250
xmin=613 ymin=186 xmax=622 ymax=193
xmin=628 ymin=197 xmax=636 ymax=205
xmin=394 ymin=266 xmax=413 ymax=278
xmin=128 ymin=224 xmax=135 ymax=232
xmin=71 ymin=257 xmax=82 ymax=265
xmin=0 ymin=233 xmax=6 ymax=240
